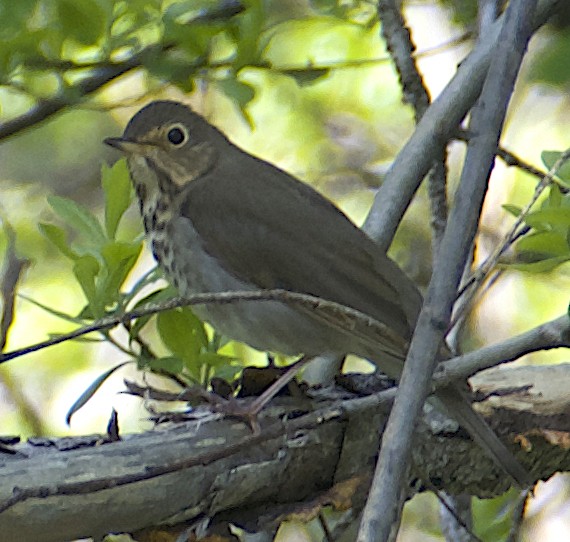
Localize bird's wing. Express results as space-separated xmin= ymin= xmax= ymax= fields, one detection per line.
xmin=178 ymin=147 xmax=422 ymax=343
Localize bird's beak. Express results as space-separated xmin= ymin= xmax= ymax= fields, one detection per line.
xmin=104 ymin=137 xmax=145 ymax=155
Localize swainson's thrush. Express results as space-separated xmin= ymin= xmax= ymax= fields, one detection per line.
xmin=105 ymin=100 xmax=530 ymax=487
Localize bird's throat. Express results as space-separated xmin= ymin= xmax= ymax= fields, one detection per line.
xmin=128 ymin=155 xmax=176 ymax=274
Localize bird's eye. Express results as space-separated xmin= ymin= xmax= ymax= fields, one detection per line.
xmin=166 ymin=125 xmax=187 ymax=146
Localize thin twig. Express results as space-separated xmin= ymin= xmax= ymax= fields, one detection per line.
xmin=456 ymin=130 xmax=551 ymax=183
xmin=0 ymin=28 xmax=472 ymax=144
xmin=0 ymin=217 xmax=44 ymax=434
xmin=377 ymin=0 xmax=430 ymax=119
xmin=452 ymin=148 xmax=570 ymax=329
xmin=0 ymin=50 xmax=154 ymax=141
xmin=318 ymin=512 xmax=334 ymax=542
xmin=437 ymin=492 xmax=480 ymax=542
xmin=496 ymin=145 xmax=550 ymax=181
xmin=374 ymin=0 xmax=449 ymax=256
xmin=0 ymin=220 xmax=29 ymax=352
xmin=506 ymin=489 xmax=531 ymax=542
xmin=0 ymin=289 xmax=402 ymax=365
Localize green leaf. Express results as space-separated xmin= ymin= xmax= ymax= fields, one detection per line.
xmin=232 ymin=0 xmax=264 ymax=70
xmin=531 ymin=34 xmax=570 ymax=88
xmin=213 ymin=362 xmax=243 ymax=382
xmin=0 ymin=1 xmax=38 ymax=40
xmin=57 ymin=0 xmax=111 ymax=46
xmin=524 ymin=208 xmax=570 ymax=230
xmin=157 ymin=308 xmax=208 ymax=367
xmin=126 ymin=266 xmax=165 ymax=299
xmin=47 ymin=195 xmax=106 ymax=246
xmin=126 ymin=284 xmax=177 ymax=340
xmin=501 ymin=256 xmax=570 ymax=273
xmin=541 ymin=150 xmax=570 ymax=185
xmin=66 ymin=361 xmax=131 ymax=425
xmin=144 ymin=51 xmax=199 ymax=92
xmin=282 ymin=67 xmax=331 ymax=86
xmin=198 ymin=352 xmax=237 ymax=369
xmin=73 ymin=255 xmax=101 ymax=316
xmin=516 ymin=231 xmax=569 ymax=257
xmin=197 ymin=351 xmax=238 ymax=383
xmin=99 ymin=241 xmax=143 ymax=303
xmin=473 ymin=490 xmax=517 ymax=541
xmin=545 ymin=183 xmax=563 ymax=208
xmin=19 ymin=294 xmax=85 ymax=324
xmin=147 ymin=356 xmax=184 ymax=375
xmin=216 ymin=77 xmax=255 ymax=111
xmin=502 ymin=204 xmax=522 ymax=218
xmin=102 ymin=159 xmax=133 ymax=239
xmin=39 ymin=222 xmax=79 ymax=260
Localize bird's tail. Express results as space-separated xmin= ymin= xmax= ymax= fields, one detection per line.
xmin=435 ymin=384 xmax=531 ymax=488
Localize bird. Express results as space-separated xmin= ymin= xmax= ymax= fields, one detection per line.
xmin=104 ymin=100 xmax=531 ymax=488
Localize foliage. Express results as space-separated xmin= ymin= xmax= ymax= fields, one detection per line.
xmin=503 ymin=151 xmax=570 ymax=272
xmin=0 ymin=0 xmax=379 ymax=117
xmin=473 ymin=489 xmax=521 ymax=541
xmin=530 ymin=30 xmax=570 ymax=88
xmin=0 ymin=0 xmax=401 ymax=426
xmin=0 ymin=0 xmax=408 ymax=436
xmin=38 ymin=158 xmax=238 ymax=422
xmin=0 ymin=1 xmax=569 ymax=540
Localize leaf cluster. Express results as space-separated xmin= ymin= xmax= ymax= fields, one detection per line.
xmin=38 ymin=158 xmax=238 ymax=423
xmin=0 ymin=0 xmax=378 ymax=117
xmin=504 ymin=151 xmax=570 ymax=272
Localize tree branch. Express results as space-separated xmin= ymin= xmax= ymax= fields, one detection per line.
xmin=363 ymin=0 xmax=560 ymax=251
xmin=0 ymin=363 xmax=567 ymax=542
xmin=438 ymin=315 xmax=570 ymax=382
xmin=375 ymin=0 xmax=449 ymax=259
xmin=359 ymin=3 xmax=539 ymax=540
xmin=0 ymin=51 xmax=152 ymax=141
xmin=0 ymin=289 xmax=406 ymax=364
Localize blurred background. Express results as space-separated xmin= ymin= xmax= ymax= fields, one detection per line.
xmin=1 ymin=0 xmax=570 ymax=540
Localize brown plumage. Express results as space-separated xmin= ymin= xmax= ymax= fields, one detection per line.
xmin=105 ymin=100 xmax=530 ymax=487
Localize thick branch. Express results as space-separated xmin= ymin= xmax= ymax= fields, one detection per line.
xmin=0 ymin=364 xmax=567 ymax=542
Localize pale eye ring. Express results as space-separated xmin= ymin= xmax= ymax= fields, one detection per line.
xmin=166 ymin=124 xmax=188 ymax=146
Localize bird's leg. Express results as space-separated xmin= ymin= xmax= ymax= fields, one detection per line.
xmin=212 ymin=355 xmax=314 ymax=433
xmin=246 ymin=355 xmax=313 ymax=417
